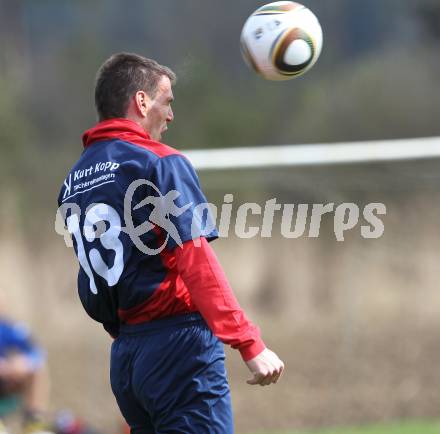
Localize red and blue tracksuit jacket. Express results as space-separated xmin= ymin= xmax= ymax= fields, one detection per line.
xmin=58 ymin=118 xmax=264 ymax=361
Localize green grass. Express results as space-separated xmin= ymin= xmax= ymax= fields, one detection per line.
xmin=251 ymin=420 xmax=440 ymax=434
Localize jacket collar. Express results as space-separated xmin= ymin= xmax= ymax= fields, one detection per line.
xmin=82 ymin=118 xmax=151 ymax=148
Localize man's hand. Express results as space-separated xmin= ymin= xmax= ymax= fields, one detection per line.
xmin=245 ymin=348 xmax=284 ymax=386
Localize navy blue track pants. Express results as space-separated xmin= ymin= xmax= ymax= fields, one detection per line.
xmin=110 ymin=313 xmax=234 ymax=434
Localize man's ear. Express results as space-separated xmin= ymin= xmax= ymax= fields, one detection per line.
xmin=134 ymin=90 xmax=151 ymax=118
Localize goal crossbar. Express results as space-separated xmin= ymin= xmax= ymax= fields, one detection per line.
xmin=184 ymin=136 xmax=440 ymax=171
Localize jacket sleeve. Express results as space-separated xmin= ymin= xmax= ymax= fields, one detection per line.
xmin=149 ymin=155 xmax=218 ymax=249
xmin=174 ymin=237 xmax=266 ymax=361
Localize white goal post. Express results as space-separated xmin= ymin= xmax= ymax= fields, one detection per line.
xmin=184 ymin=136 xmax=440 ymax=171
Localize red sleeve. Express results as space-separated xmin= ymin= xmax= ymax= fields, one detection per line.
xmin=174 ymin=237 xmax=266 ymax=361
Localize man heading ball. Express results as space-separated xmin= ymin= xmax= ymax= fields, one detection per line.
xmin=58 ymin=52 xmax=284 ymax=434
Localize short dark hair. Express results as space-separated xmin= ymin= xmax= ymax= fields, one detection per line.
xmin=94 ymin=52 xmax=176 ymax=121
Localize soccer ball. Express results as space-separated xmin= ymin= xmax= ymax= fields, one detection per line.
xmin=240 ymin=1 xmax=323 ymax=80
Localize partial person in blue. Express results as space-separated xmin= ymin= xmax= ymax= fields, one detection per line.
xmin=0 ymin=319 xmax=53 ymax=434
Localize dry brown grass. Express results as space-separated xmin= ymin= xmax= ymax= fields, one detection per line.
xmin=2 ymin=191 xmax=440 ymax=433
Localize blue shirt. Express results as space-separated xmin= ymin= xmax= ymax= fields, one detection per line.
xmin=0 ymin=320 xmax=44 ymax=370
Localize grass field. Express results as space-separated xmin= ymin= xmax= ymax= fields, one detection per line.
xmin=252 ymin=421 xmax=440 ymax=434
